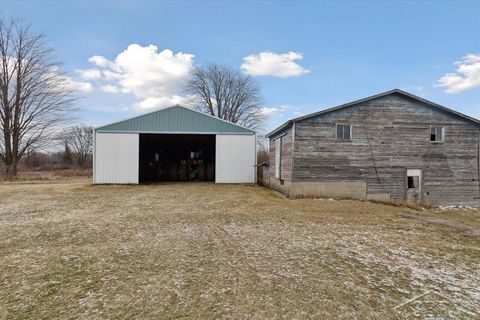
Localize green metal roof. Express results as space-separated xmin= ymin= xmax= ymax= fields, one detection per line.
xmin=96 ymin=105 xmax=254 ymax=135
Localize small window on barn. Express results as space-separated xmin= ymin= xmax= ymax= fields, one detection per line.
xmin=336 ymin=124 xmax=351 ymax=141
xmin=430 ymin=126 xmax=444 ymax=142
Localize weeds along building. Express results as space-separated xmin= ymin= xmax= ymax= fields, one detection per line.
xmin=266 ymin=89 xmax=480 ymax=206
xmin=93 ymin=106 xmax=256 ymax=184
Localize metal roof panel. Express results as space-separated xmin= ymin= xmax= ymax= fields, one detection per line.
xmin=96 ymin=105 xmax=255 ymax=134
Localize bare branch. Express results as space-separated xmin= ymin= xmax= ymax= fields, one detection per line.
xmin=0 ymin=17 xmax=77 ymax=177
xmin=61 ymin=125 xmax=93 ymax=168
xmin=185 ymin=64 xmax=263 ymax=130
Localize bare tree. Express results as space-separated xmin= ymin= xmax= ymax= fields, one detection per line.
xmin=62 ymin=140 xmax=72 ymax=165
xmin=0 ymin=17 xmax=76 ymax=177
xmin=186 ymin=64 xmax=263 ymax=129
xmin=64 ymin=125 xmax=93 ymax=168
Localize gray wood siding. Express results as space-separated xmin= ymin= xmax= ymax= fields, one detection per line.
xmin=293 ymin=93 xmax=480 ymax=205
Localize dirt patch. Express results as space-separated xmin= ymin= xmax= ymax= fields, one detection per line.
xmin=401 ymin=213 xmax=480 ymax=237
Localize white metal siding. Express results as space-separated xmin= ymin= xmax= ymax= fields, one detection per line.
xmin=215 ymin=134 xmax=256 ymax=183
xmin=94 ymin=133 xmax=139 ymax=184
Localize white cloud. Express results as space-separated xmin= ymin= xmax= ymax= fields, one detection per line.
xmin=76 ymin=68 xmax=102 ymax=80
xmin=260 ymin=107 xmax=280 ymax=115
xmin=87 ymin=44 xmax=195 ymax=109
xmin=241 ymin=51 xmax=310 ymax=78
xmin=101 ymin=84 xmax=121 ymax=93
xmin=40 ymin=65 xmax=93 ymax=94
xmin=2 ymin=56 xmax=93 ymax=95
xmin=74 ymin=81 xmax=94 ymax=93
xmin=62 ymin=77 xmax=93 ymax=93
xmin=102 ymin=70 xmax=123 ymax=81
xmin=57 ymin=71 xmax=93 ymax=93
xmin=133 ymin=95 xmax=187 ymax=110
xmin=436 ymin=53 xmax=480 ymax=94
xmin=260 ymin=105 xmax=304 ymax=118
xmin=88 ymin=55 xmax=114 ymax=69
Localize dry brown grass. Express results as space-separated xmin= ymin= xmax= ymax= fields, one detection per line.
xmin=0 ymin=179 xmax=479 ymax=319
xmin=0 ymin=169 xmax=92 ymax=182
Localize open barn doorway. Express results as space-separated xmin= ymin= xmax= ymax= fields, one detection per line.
xmin=139 ymin=134 xmax=215 ymax=183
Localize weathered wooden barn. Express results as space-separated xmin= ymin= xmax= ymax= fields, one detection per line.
xmin=93 ymin=105 xmax=256 ymax=184
xmin=266 ymin=89 xmax=480 ymax=206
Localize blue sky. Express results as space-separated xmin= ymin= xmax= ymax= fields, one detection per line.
xmin=2 ymin=1 xmax=480 ymax=134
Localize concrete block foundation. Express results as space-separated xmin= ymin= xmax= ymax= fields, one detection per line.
xmin=270 ymin=178 xmax=369 ymax=200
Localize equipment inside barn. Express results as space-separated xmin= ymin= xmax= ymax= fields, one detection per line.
xmin=139 ymin=134 xmax=215 ymax=183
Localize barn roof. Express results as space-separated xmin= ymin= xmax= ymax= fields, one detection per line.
xmin=96 ymin=105 xmax=255 ymax=135
xmin=266 ymin=89 xmax=480 ymax=138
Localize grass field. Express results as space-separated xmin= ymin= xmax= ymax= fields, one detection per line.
xmin=0 ymin=179 xmax=479 ymax=319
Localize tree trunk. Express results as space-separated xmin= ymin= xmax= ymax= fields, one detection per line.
xmin=5 ymin=161 xmax=17 ymax=178
xmin=0 ymin=18 xmax=77 ymax=178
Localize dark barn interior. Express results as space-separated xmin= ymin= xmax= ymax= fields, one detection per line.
xmin=139 ymin=134 xmax=215 ymax=183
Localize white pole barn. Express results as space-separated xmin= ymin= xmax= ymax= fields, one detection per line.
xmin=93 ymin=106 xmax=256 ymax=184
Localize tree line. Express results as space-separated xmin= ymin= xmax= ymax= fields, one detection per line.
xmin=0 ymin=17 xmax=265 ymax=178
xmin=8 ymin=125 xmax=93 ymax=172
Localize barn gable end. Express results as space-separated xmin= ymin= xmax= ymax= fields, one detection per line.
xmin=267 ymin=89 xmax=480 ymax=206
xmin=96 ymin=105 xmax=254 ymax=135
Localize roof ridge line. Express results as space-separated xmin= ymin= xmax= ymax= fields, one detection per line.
xmin=266 ymin=89 xmax=480 ymax=138
xmin=95 ymin=105 xmax=255 ymax=133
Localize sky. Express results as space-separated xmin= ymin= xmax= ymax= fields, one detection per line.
xmin=2 ymin=0 xmax=480 ymax=134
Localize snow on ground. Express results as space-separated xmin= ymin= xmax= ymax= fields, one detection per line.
xmin=0 ymin=179 xmax=479 ymax=319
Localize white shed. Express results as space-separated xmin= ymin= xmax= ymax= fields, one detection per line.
xmin=93 ymin=106 xmax=256 ymax=184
